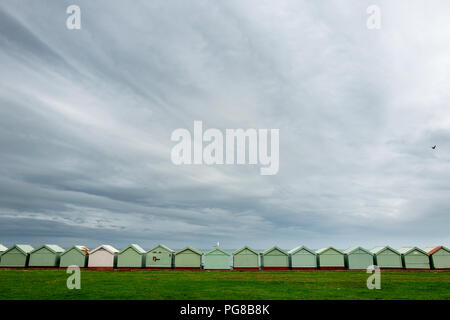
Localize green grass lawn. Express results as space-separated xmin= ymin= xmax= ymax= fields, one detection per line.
xmin=0 ymin=269 xmax=449 ymax=300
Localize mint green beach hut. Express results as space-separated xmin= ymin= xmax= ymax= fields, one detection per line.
xmin=424 ymin=246 xmax=450 ymax=270
xmin=174 ymin=247 xmax=202 ymax=269
xmin=261 ymin=246 xmax=289 ymax=270
xmin=344 ymin=247 xmax=374 ymax=270
xmin=316 ymin=247 xmax=345 ymax=270
xmin=203 ymin=248 xmax=231 ymax=270
xmin=398 ymin=247 xmax=430 ymax=270
xmin=29 ymin=245 xmax=65 ymax=267
xmin=288 ymin=246 xmax=317 ymax=270
xmin=117 ymin=244 xmax=146 ymax=269
xmin=0 ymin=244 xmax=34 ymax=267
xmin=0 ymin=244 xmax=7 ymax=264
xmin=233 ymin=246 xmax=260 ymax=270
xmin=370 ymin=246 xmax=403 ymax=269
xmin=146 ymin=244 xmax=174 ymax=269
xmin=60 ymin=246 xmax=89 ymax=268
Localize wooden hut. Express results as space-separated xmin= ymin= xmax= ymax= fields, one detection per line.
xmin=174 ymin=246 xmax=202 ymax=269
xmin=29 ymin=245 xmax=65 ymax=268
xmin=344 ymin=247 xmax=374 ymax=270
xmin=203 ymin=248 xmax=231 ymax=270
xmin=316 ymin=247 xmax=345 ymax=270
xmin=233 ymin=246 xmax=260 ymax=270
xmin=88 ymin=245 xmax=118 ymax=269
xmin=261 ymin=246 xmax=289 ymax=270
xmin=424 ymin=246 xmax=450 ymax=270
xmin=60 ymin=246 xmax=89 ymax=268
xmin=117 ymin=244 xmax=146 ymax=269
xmin=0 ymin=244 xmax=34 ymax=267
xmin=146 ymin=244 xmax=174 ymax=269
xmin=288 ymin=246 xmax=317 ymax=270
xmin=398 ymin=247 xmax=430 ymax=270
xmin=370 ymin=246 xmax=403 ymax=269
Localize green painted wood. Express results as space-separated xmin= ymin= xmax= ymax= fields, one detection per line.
xmin=316 ymin=247 xmax=345 ymax=268
xmin=0 ymin=245 xmax=34 ymax=267
xmin=371 ymin=246 xmax=403 ymax=268
xmin=146 ymin=245 xmax=174 ymax=268
xmin=262 ymin=247 xmax=289 ymax=268
xmin=344 ymin=247 xmax=374 ymax=269
xmin=233 ymin=246 xmax=260 ymax=268
xmin=399 ymin=247 xmax=430 ymax=269
xmin=60 ymin=246 xmax=88 ymax=268
xmin=0 ymin=244 xmax=6 ymax=264
xmin=29 ymin=245 xmax=64 ymax=267
xmin=289 ymin=246 xmax=317 ymax=268
xmin=174 ymin=247 xmax=202 ymax=268
xmin=117 ymin=244 xmax=145 ymax=268
xmin=203 ymin=248 xmax=231 ymax=270
xmin=428 ymin=247 xmax=450 ymax=269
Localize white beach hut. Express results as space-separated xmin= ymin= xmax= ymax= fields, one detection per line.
xmin=88 ymin=245 xmax=119 ymax=269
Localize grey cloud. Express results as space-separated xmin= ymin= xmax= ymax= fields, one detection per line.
xmin=0 ymin=0 xmax=449 ymax=251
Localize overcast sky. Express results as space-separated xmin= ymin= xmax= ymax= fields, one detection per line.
xmin=1 ymin=0 xmax=449 ymax=251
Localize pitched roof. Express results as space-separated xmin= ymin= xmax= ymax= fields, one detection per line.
xmin=1 ymin=244 xmax=34 ymax=255
xmin=147 ymin=244 xmax=174 ymax=253
xmin=316 ymin=247 xmax=344 ymax=255
xmin=175 ymin=246 xmax=202 ymax=256
xmin=76 ymin=246 xmax=90 ymax=254
xmin=0 ymin=244 xmax=7 ymax=252
xmin=31 ymin=244 xmax=65 ymax=254
xmin=288 ymin=246 xmax=316 ymax=255
xmin=62 ymin=245 xmax=89 ymax=256
xmin=204 ymin=248 xmax=231 ymax=256
xmin=370 ymin=246 xmax=400 ymax=255
xmin=424 ymin=246 xmax=450 ymax=255
xmin=90 ymin=245 xmax=119 ymax=255
xmin=343 ymin=246 xmax=373 ymax=255
xmin=398 ymin=247 xmax=428 ymax=255
xmin=262 ymin=246 xmax=288 ymax=256
xmin=120 ymin=244 xmax=146 ymax=254
xmin=4 ymin=244 xmax=34 ymax=255
xmin=233 ymin=246 xmax=259 ymax=255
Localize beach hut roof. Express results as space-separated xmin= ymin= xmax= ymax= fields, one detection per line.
xmin=233 ymin=246 xmax=259 ymax=255
xmin=147 ymin=244 xmax=174 ymax=253
xmin=262 ymin=246 xmax=288 ymax=256
xmin=370 ymin=246 xmax=400 ymax=255
xmin=204 ymin=247 xmax=231 ymax=256
xmin=90 ymin=245 xmax=119 ymax=254
xmin=61 ymin=245 xmax=89 ymax=256
xmin=175 ymin=246 xmax=202 ymax=255
xmin=398 ymin=247 xmax=428 ymax=255
xmin=316 ymin=247 xmax=344 ymax=255
xmin=343 ymin=246 xmax=373 ymax=255
xmin=120 ymin=244 xmax=146 ymax=254
xmin=424 ymin=246 xmax=450 ymax=255
xmin=31 ymin=244 xmax=64 ymax=254
xmin=4 ymin=244 xmax=34 ymax=255
xmin=288 ymin=246 xmax=316 ymax=255
xmin=0 ymin=244 xmax=7 ymax=252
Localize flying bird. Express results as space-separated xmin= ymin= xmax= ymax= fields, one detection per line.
xmin=432 ymin=145 xmax=436 ymax=149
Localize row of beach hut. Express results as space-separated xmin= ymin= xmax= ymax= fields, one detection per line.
xmin=0 ymin=244 xmax=449 ymax=270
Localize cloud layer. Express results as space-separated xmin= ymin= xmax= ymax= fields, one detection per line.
xmin=1 ymin=0 xmax=450 ymax=250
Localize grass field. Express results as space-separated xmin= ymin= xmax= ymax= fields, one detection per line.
xmin=0 ymin=269 xmax=449 ymax=300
